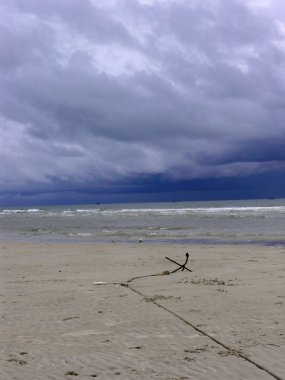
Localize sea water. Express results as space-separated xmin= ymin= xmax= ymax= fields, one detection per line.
xmin=0 ymin=199 xmax=285 ymax=246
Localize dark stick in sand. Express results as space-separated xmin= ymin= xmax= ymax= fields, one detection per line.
xmin=165 ymin=253 xmax=192 ymax=272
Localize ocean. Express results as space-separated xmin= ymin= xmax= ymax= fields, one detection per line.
xmin=1 ymin=199 xmax=285 ymax=246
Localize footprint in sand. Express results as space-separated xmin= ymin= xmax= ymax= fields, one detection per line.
xmin=7 ymin=358 xmax=27 ymax=365
xmin=64 ymin=371 xmax=79 ymax=376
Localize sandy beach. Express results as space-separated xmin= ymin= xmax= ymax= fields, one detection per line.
xmin=1 ymin=242 xmax=285 ymax=379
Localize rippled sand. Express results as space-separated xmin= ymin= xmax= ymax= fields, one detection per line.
xmin=1 ymin=242 xmax=285 ymax=379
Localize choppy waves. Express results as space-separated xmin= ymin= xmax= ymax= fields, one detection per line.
xmin=0 ymin=208 xmax=43 ymax=215
xmin=1 ymin=205 xmax=285 ymax=217
xmin=1 ymin=200 xmax=285 ymax=244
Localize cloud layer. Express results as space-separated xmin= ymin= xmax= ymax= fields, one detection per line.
xmin=1 ymin=0 xmax=285 ymax=204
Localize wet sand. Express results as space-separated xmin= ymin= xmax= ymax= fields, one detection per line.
xmin=1 ymin=242 xmax=285 ymax=379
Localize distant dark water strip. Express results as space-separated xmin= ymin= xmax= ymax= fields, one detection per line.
xmin=121 ymin=238 xmax=285 ymax=247
xmin=2 ymin=234 xmax=285 ymax=247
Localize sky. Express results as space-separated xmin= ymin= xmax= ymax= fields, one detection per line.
xmin=1 ymin=0 xmax=285 ymax=206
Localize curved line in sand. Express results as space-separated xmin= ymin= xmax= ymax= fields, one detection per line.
xmin=125 ymin=283 xmax=283 ymax=380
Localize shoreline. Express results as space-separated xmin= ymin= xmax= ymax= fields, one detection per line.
xmin=2 ymin=236 xmax=285 ymax=247
xmin=2 ymin=242 xmax=285 ymax=379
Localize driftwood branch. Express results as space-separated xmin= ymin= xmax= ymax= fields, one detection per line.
xmin=165 ymin=253 xmax=192 ymax=272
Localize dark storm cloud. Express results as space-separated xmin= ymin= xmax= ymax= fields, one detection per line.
xmin=199 ymin=138 xmax=285 ymax=165
xmin=1 ymin=0 xmax=285 ymax=204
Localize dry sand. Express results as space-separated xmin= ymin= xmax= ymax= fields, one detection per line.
xmin=1 ymin=242 xmax=285 ymax=379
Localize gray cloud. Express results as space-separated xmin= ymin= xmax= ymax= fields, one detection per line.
xmin=1 ymin=0 xmax=285 ymax=202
